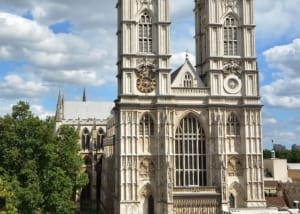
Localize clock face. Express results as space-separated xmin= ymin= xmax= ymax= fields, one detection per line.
xmin=137 ymin=77 xmax=156 ymax=93
xmin=224 ymin=74 xmax=241 ymax=94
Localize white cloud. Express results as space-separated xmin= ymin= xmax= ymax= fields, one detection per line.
xmin=255 ymin=0 xmax=300 ymax=41
xmin=263 ymin=117 xmax=277 ymax=125
xmin=171 ymin=52 xmax=195 ymax=69
xmin=31 ymin=104 xmax=54 ymax=119
xmin=0 ymin=12 xmax=114 ymax=90
xmin=0 ymin=74 xmax=49 ymax=99
xmin=262 ymin=39 xmax=300 ymax=108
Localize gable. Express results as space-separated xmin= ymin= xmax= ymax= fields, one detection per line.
xmin=171 ymin=59 xmax=204 ymax=88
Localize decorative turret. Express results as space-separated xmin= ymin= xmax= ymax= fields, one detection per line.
xmin=55 ymin=90 xmax=64 ymax=122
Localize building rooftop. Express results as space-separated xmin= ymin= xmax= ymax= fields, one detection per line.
xmin=63 ymin=101 xmax=114 ymax=120
xmin=288 ymin=164 xmax=300 ymax=170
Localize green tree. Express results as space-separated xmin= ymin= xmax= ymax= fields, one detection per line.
xmin=0 ymin=101 xmax=88 ymax=213
xmin=0 ymin=178 xmax=18 ymax=214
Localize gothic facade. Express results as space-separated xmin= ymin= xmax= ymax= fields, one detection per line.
xmin=111 ymin=0 xmax=266 ymax=213
xmin=56 ymin=0 xmax=269 ymax=213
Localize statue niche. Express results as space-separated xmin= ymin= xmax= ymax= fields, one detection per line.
xmin=139 ymin=158 xmax=155 ymax=180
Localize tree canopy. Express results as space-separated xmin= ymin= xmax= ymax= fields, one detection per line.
xmin=0 ymin=101 xmax=88 ymax=213
xmin=264 ymin=149 xmax=300 ymax=163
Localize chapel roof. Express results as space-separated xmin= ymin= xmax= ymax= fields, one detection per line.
xmin=63 ymin=101 xmax=114 ymax=120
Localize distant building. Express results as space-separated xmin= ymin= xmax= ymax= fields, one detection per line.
xmin=55 ymin=91 xmax=114 ymax=211
xmin=263 ymin=158 xmax=300 ymax=212
xmin=273 ymin=144 xmax=287 ymax=151
xmin=291 ymin=144 xmax=300 ymax=151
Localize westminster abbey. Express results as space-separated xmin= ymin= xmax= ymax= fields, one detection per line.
xmin=56 ymin=0 xmax=270 ymax=213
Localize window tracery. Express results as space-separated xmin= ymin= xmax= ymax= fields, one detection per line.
xmin=139 ymin=11 xmax=152 ymax=53
xmin=175 ymin=114 xmax=207 ymax=187
xmin=96 ymin=128 xmax=105 ymax=150
xmin=226 ymin=112 xmax=240 ymax=135
xmin=224 ymin=15 xmax=238 ymax=56
xmin=183 ymin=72 xmax=193 ymax=88
xmin=139 ymin=113 xmax=154 ymax=136
xmin=81 ymin=128 xmax=90 ymax=151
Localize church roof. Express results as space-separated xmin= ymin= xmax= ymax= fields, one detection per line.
xmin=63 ymin=101 xmax=114 ymax=120
xmin=171 ymin=64 xmax=183 ymax=82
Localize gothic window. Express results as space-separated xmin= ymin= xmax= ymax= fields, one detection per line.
xmin=183 ymin=72 xmax=193 ymax=88
xmin=229 ymin=193 xmax=235 ymax=208
xmin=226 ymin=113 xmax=240 ymax=135
xmin=81 ymin=128 xmax=90 ymax=151
xmin=139 ymin=113 xmax=154 ymax=136
xmin=139 ymin=11 xmax=152 ymax=53
xmin=224 ymin=15 xmax=238 ymax=56
xmin=96 ymin=128 xmax=105 ymax=150
xmin=175 ymin=114 xmax=207 ymax=187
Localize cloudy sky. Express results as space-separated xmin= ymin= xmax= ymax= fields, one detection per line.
xmin=0 ymin=0 xmax=299 ymax=149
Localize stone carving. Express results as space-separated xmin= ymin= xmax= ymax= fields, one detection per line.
xmin=139 ymin=158 xmax=155 ymax=179
xmin=227 ymin=156 xmax=243 ymax=176
xmin=140 ymin=0 xmax=152 ymax=5
xmin=223 ymin=60 xmax=242 ymax=76
xmin=222 ymin=0 xmax=239 ymax=14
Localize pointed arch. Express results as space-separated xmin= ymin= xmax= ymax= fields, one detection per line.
xmin=81 ymin=128 xmax=90 ymax=151
xmin=226 ymin=112 xmax=240 ymax=135
xmin=96 ymin=128 xmax=105 ymax=150
xmin=174 ymin=113 xmax=207 ymax=187
xmin=139 ymin=184 xmax=155 ymax=214
xmin=139 ymin=113 xmax=155 ymax=136
xmin=138 ymin=10 xmax=153 ymax=53
xmin=229 ymin=182 xmax=245 ymax=208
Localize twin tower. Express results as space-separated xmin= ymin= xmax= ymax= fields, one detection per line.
xmin=103 ymin=0 xmax=266 ymax=213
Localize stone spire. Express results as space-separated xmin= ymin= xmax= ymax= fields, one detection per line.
xmin=83 ymin=88 xmax=86 ymax=102
xmin=55 ymin=90 xmax=64 ymax=122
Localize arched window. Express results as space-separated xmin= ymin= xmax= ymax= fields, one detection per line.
xmin=81 ymin=128 xmax=90 ymax=151
xmin=226 ymin=113 xmax=240 ymax=135
xmin=229 ymin=193 xmax=235 ymax=208
xmin=175 ymin=114 xmax=207 ymax=187
xmin=139 ymin=11 xmax=152 ymax=53
xmin=226 ymin=112 xmax=240 ymax=135
xmin=224 ymin=15 xmax=238 ymax=56
xmin=96 ymin=128 xmax=105 ymax=150
xmin=183 ymin=72 xmax=193 ymax=88
xmin=139 ymin=113 xmax=154 ymax=136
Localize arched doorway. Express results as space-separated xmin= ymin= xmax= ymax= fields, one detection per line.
xmin=80 ymin=171 xmax=92 ymax=211
xmin=140 ymin=185 xmax=155 ymax=214
xmin=148 ymin=195 xmax=154 ymax=214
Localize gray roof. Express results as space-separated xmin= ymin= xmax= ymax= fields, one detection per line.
xmin=64 ymin=101 xmax=114 ymax=120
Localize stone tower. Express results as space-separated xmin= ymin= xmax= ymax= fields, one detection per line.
xmin=194 ymin=0 xmax=266 ymax=211
xmin=114 ymin=0 xmax=172 ymax=213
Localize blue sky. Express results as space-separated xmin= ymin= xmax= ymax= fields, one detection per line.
xmin=0 ymin=0 xmax=300 ymax=149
